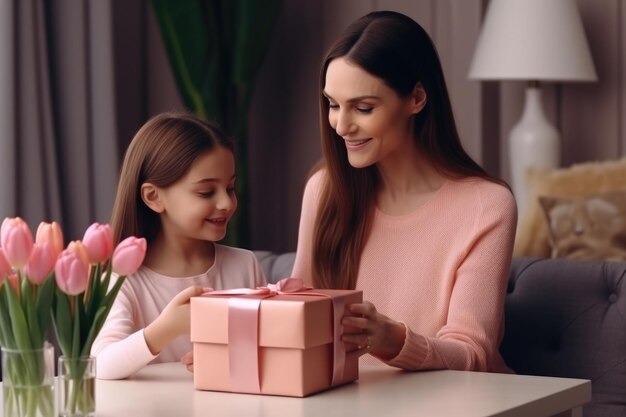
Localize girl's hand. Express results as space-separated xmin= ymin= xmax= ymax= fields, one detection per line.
xmin=341 ymin=301 xmax=406 ymax=360
xmin=144 ymin=286 xmax=205 ymax=355
xmin=181 ymin=351 xmax=194 ymax=373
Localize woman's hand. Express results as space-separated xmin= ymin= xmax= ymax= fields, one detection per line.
xmin=144 ymin=286 xmax=206 ymax=355
xmin=341 ymin=301 xmax=406 ymax=360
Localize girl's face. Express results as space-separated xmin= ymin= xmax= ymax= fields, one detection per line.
xmin=156 ymin=147 xmax=237 ymax=243
xmin=323 ymin=57 xmax=425 ymax=169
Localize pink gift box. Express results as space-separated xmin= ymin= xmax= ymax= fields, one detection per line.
xmin=190 ymin=287 xmax=362 ymax=397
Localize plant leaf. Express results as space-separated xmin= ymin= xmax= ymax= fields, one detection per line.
xmin=5 ymin=279 xmax=33 ymax=350
xmin=0 ymin=286 xmax=14 ymax=347
xmin=232 ymin=0 xmax=281 ymax=86
xmin=150 ymin=0 xmax=210 ymax=118
xmin=36 ymin=274 xmax=55 ymax=338
xmin=81 ymin=305 xmax=107 ymax=357
xmin=71 ymin=297 xmax=81 ymax=358
xmin=52 ymin=289 xmax=73 ymax=357
xmin=23 ymin=280 xmax=42 ymax=347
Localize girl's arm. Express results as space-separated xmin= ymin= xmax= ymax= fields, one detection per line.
xmin=90 ymin=282 xmax=157 ymax=380
xmin=143 ymin=286 xmax=204 ymax=354
xmin=91 ymin=281 xmax=204 ymax=379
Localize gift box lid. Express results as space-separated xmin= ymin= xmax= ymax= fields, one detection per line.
xmin=190 ymin=289 xmax=362 ymax=349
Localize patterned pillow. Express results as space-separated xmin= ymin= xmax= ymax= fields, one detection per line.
xmin=514 ymin=157 xmax=626 ymax=258
xmin=539 ymin=190 xmax=626 ymax=260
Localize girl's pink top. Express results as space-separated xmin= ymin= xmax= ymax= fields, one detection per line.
xmin=91 ymin=244 xmax=266 ymax=379
xmin=292 ymin=170 xmax=517 ymax=372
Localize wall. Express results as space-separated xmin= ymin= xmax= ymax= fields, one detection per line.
xmin=131 ymin=0 xmax=625 ymax=253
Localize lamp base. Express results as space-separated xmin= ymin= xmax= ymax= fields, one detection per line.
xmin=509 ymin=83 xmax=560 ymax=219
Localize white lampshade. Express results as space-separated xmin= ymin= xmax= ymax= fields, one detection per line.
xmin=468 ymin=0 xmax=597 ymax=82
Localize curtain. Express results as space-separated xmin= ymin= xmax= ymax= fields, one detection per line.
xmin=0 ymin=0 xmax=119 ymax=241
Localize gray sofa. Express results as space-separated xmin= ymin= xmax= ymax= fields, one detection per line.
xmin=255 ymin=252 xmax=626 ymax=417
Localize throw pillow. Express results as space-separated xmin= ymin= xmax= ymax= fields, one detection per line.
xmin=539 ymin=190 xmax=626 ymax=260
xmin=514 ymin=157 xmax=626 ymax=258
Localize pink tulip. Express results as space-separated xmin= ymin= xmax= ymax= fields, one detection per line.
xmin=36 ymin=221 xmax=64 ymax=257
xmin=112 ymin=237 xmax=147 ymax=276
xmin=7 ymin=273 xmax=19 ymax=296
xmin=24 ymin=242 xmax=56 ymax=285
xmin=66 ymin=241 xmax=90 ymax=267
xmin=1 ymin=217 xmax=34 ymax=269
xmin=0 ymin=248 xmax=11 ymax=285
xmin=55 ymin=248 xmax=90 ymax=295
xmin=82 ymin=223 xmax=113 ymax=264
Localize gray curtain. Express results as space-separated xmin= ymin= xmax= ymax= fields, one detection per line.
xmin=0 ymin=0 xmax=119 ymax=241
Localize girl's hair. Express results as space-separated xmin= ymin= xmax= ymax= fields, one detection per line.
xmin=312 ymin=11 xmax=505 ymax=289
xmin=110 ymin=112 xmax=233 ymax=245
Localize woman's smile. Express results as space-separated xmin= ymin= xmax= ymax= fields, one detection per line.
xmin=345 ymin=138 xmax=373 ymax=151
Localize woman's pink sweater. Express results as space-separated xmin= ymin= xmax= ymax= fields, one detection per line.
xmin=292 ymin=171 xmax=517 ymax=372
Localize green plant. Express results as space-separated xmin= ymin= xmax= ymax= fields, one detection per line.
xmin=151 ymin=0 xmax=282 ymax=248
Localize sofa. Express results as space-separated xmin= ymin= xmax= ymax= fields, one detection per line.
xmin=255 ymin=252 xmax=626 ymax=417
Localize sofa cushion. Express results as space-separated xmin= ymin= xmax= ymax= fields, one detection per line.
xmin=255 ymin=250 xmax=296 ymax=284
xmin=254 ymin=251 xmax=626 ymax=416
xmin=501 ymin=257 xmax=626 ymax=417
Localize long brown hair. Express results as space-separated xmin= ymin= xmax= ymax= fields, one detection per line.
xmin=110 ymin=112 xmax=233 ymax=245
xmin=312 ymin=11 xmax=505 ymax=289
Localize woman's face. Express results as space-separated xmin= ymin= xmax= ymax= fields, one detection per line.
xmin=323 ymin=57 xmax=425 ymax=169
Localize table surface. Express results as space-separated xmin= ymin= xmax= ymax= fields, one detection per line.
xmin=66 ymin=363 xmax=590 ymax=417
xmin=0 ymin=363 xmax=591 ymax=417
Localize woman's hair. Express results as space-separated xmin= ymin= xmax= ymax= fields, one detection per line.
xmin=110 ymin=112 xmax=233 ymax=245
xmin=312 ymin=11 xmax=504 ymax=289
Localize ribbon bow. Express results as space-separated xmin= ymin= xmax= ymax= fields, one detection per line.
xmin=203 ymin=277 xmax=311 ymax=297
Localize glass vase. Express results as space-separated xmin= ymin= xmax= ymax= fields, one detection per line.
xmin=2 ymin=342 xmax=55 ymax=417
xmin=56 ymin=356 xmax=95 ymax=417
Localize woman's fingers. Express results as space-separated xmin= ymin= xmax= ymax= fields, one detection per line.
xmin=341 ymin=300 xmax=378 ymax=355
xmin=342 ymin=315 xmax=369 ymax=330
xmin=348 ymin=301 xmax=377 ymax=317
xmin=342 ymin=331 xmax=372 ymax=348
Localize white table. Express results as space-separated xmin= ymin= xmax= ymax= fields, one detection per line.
xmin=1 ymin=363 xmax=591 ymax=416
xmin=88 ymin=364 xmax=590 ymax=417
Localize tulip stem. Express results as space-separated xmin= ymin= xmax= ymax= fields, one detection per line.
xmin=83 ymin=264 xmax=94 ymax=306
xmin=70 ymin=296 xmax=76 ymax=319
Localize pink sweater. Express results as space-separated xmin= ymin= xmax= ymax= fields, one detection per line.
xmin=292 ymin=171 xmax=517 ymax=372
xmin=91 ymin=244 xmax=266 ymax=380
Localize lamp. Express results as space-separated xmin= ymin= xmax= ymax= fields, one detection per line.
xmin=468 ymin=0 xmax=597 ymax=217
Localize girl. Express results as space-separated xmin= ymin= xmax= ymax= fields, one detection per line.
xmin=92 ymin=113 xmax=266 ymax=379
xmin=292 ymin=11 xmax=517 ymax=372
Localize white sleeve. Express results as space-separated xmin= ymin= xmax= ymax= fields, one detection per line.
xmin=90 ymin=279 xmax=158 ymax=380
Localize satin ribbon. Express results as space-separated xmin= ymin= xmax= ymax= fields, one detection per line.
xmin=204 ymin=278 xmax=348 ymax=394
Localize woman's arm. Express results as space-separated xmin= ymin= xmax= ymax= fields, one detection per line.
xmin=292 ymin=171 xmax=324 ymax=285
xmin=386 ymin=187 xmax=517 ymax=371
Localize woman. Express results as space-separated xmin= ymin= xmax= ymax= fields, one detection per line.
xmin=292 ymin=11 xmax=516 ymax=372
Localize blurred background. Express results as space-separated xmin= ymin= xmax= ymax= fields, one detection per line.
xmin=0 ymin=0 xmax=623 ymax=253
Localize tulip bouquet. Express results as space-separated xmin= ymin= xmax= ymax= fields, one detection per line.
xmin=52 ymin=223 xmax=146 ymax=416
xmin=0 ymin=218 xmax=59 ymax=417
xmin=0 ymin=217 xmax=147 ymax=417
